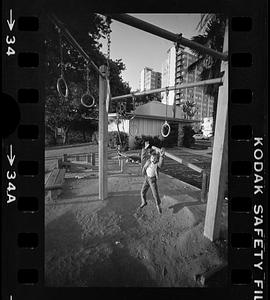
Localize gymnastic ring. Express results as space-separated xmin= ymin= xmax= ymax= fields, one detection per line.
xmin=57 ymin=76 xmax=69 ymax=98
xmin=81 ymin=92 xmax=95 ymax=108
xmin=161 ymin=121 xmax=171 ymax=138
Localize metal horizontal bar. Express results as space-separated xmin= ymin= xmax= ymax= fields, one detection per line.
xmin=111 ymin=77 xmax=223 ymax=100
xmin=104 ymin=14 xmax=228 ymax=61
xmin=49 ymin=14 xmax=106 ymax=79
xmin=152 ymin=146 xmax=203 ymax=173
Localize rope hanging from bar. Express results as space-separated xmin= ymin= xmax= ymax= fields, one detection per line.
xmin=81 ymin=64 xmax=95 ymax=108
xmin=129 ymin=93 xmax=138 ymax=137
xmin=105 ymin=18 xmax=112 ymax=113
xmin=161 ymin=87 xmax=171 ymax=138
xmin=56 ymin=29 xmax=69 ymax=99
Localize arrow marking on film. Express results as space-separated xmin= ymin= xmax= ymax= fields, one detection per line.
xmin=7 ymin=145 xmax=15 ymax=166
xmin=7 ymin=9 xmax=15 ymax=31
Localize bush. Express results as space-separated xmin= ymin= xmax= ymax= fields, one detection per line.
xmin=108 ymin=131 xmax=129 ymax=151
xmin=182 ymin=125 xmax=195 ymax=148
xmin=160 ymin=134 xmax=177 ymax=148
xmin=133 ymin=135 xmax=176 ymax=150
xmin=45 ymin=132 xmax=56 ymax=147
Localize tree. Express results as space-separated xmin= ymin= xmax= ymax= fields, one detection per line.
xmin=45 ymin=13 xmax=131 ymax=144
xmin=182 ymin=100 xmax=198 ymax=119
xmin=187 ymin=14 xmax=226 ymax=132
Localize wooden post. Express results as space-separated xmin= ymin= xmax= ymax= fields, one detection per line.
xmin=120 ymin=158 xmax=126 ymax=173
xmin=57 ymin=158 xmax=63 ymax=169
xmin=204 ymin=21 xmax=228 ymax=241
xmin=99 ymin=65 xmax=108 ymax=200
xmin=201 ymin=171 xmax=209 ymax=202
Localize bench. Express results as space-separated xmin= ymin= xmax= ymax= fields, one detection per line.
xmin=60 ymin=153 xmax=96 ymax=172
xmin=45 ymin=168 xmax=66 ymax=201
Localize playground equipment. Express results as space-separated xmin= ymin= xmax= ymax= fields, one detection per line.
xmin=56 ymin=29 xmax=69 ymax=98
xmin=129 ymin=95 xmax=138 ymax=137
xmin=161 ymin=87 xmax=171 ymax=138
xmin=49 ymin=13 xmax=228 ymax=242
xmin=59 ymin=153 xmax=97 ymax=171
xmin=81 ymin=64 xmax=95 ymax=108
xmin=45 ymin=168 xmax=66 ymax=201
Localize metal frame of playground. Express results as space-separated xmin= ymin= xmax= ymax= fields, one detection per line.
xmin=49 ymin=13 xmax=228 ymax=241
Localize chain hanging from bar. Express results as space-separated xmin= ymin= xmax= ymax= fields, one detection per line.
xmin=105 ymin=16 xmax=112 ymax=113
xmin=130 ymin=94 xmax=136 ymax=120
xmin=56 ymin=29 xmax=69 ymax=99
xmin=161 ymin=87 xmax=171 ymax=138
xmin=81 ymin=64 xmax=95 ymax=108
xmin=129 ymin=94 xmax=138 ymax=136
xmin=105 ymin=17 xmax=112 ymax=71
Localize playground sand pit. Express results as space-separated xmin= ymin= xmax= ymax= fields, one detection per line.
xmin=45 ymin=165 xmax=227 ymax=287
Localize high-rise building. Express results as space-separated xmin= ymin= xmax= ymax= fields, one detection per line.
xmin=161 ymin=47 xmax=176 ymax=105
xmin=139 ymin=67 xmax=161 ymax=91
xmin=161 ymin=46 xmax=215 ymax=120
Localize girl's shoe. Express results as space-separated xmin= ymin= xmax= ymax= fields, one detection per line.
xmin=139 ymin=202 xmax=147 ymax=209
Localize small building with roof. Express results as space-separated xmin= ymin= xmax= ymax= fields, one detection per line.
xmin=108 ymin=101 xmax=200 ymax=149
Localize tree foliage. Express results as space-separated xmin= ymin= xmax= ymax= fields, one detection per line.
xmin=187 ymin=14 xmax=226 ymax=97
xmin=45 ymin=13 xmax=131 ymax=144
xmin=187 ymin=14 xmax=227 ymax=132
xmin=182 ymin=100 xmax=198 ymax=119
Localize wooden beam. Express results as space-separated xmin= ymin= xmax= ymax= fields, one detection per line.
xmin=61 ymin=161 xmax=98 ymax=169
xmin=105 ymin=14 xmax=228 ymax=61
xmin=204 ymin=21 xmax=229 ymax=241
xmin=48 ymin=14 xmax=105 ymax=79
xmin=151 ymin=146 xmax=203 ymax=173
xmin=99 ymin=65 xmax=108 ymax=200
xmin=111 ymin=77 xmax=223 ymax=101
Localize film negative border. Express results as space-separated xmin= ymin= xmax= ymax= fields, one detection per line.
xmin=229 ymin=10 xmax=267 ymax=300
xmin=1 ymin=1 xmax=268 ymax=300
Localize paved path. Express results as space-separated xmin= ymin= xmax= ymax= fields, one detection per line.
xmin=181 ymin=147 xmax=213 ymax=158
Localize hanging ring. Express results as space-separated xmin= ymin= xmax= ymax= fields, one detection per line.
xmin=161 ymin=120 xmax=171 ymax=138
xmin=57 ymin=76 xmax=69 ymax=98
xmin=118 ymin=102 xmax=125 ymax=114
xmin=81 ymin=92 xmax=95 ymax=108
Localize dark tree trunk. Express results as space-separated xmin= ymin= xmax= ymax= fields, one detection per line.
xmin=63 ymin=127 xmax=70 ymax=145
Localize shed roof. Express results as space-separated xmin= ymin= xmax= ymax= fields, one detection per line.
xmin=133 ymin=101 xmax=199 ymax=122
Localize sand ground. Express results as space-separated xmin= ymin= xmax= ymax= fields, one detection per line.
xmin=45 ymin=162 xmax=227 ymax=287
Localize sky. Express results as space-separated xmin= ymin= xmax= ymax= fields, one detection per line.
xmin=100 ymin=14 xmax=202 ymax=91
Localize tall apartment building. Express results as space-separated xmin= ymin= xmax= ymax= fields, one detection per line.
xmin=161 ymin=46 xmax=214 ymax=120
xmin=139 ymin=67 xmax=162 ymax=91
xmin=161 ymin=47 xmax=176 ymax=105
